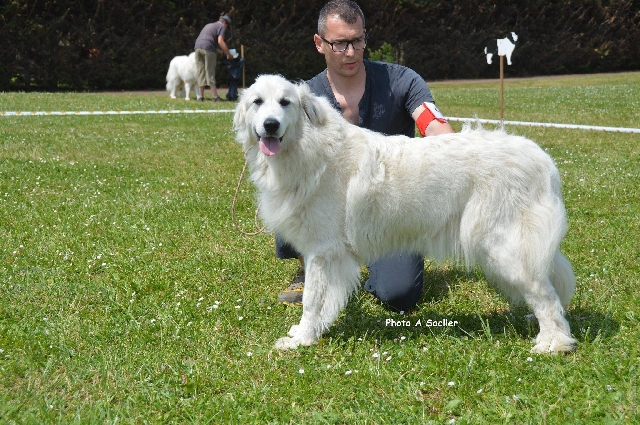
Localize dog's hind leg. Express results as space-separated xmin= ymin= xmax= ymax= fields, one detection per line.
xmin=481 ymin=250 xmax=576 ymax=353
xmin=485 ymin=53 xmax=493 ymax=64
xmin=520 ymin=277 xmax=576 ymax=353
xmin=169 ymin=79 xmax=182 ymax=99
xmin=275 ymin=253 xmax=360 ymax=350
xmin=549 ymin=250 xmax=576 ymax=308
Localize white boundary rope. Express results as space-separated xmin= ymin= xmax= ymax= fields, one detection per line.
xmin=447 ymin=117 xmax=640 ymax=134
xmin=1 ymin=109 xmax=638 ymax=134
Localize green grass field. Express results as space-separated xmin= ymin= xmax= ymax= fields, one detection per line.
xmin=1 ymin=72 xmax=639 ymax=423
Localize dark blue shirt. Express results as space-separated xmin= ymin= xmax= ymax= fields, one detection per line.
xmin=306 ymin=60 xmax=436 ymax=137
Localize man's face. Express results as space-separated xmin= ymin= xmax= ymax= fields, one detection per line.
xmin=314 ymin=15 xmax=366 ymax=79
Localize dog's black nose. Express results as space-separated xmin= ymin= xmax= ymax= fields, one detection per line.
xmin=263 ymin=118 xmax=280 ymax=135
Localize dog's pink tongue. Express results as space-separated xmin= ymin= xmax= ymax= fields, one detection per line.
xmin=259 ymin=137 xmax=281 ymax=156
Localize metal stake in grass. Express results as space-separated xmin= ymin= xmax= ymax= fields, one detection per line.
xmin=484 ymin=32 xmax=518 ymax=123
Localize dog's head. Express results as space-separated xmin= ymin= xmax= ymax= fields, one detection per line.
xmin=233 ymin=74 xmax=328 ymax=156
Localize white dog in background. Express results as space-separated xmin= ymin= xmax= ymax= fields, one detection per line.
xmin=233 ymin=74 xmax=576 ymax=353
xmin=484 ymin=32 xmax=518 ymax=65
xmin=166 ymin=52 xmax=197 ymax=100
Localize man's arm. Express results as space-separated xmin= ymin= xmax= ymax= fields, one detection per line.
xmin=217 ymin=35 xmax=234 ymax=60
xmin=411 ymin=103 xmax=455 ymax=136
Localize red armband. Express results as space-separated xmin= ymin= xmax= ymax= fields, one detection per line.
xmin=416 ymin=102 xmax=448 ymax=136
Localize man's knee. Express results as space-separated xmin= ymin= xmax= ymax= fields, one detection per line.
xmin=365 ymin=254 xmax=424 ymax=311
xmin=275 ymin=235 xmax=301 ymax=259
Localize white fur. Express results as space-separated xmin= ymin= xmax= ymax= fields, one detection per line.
xmin=234 ymin=74 xmax=576 ymax=353
xmin=165 ymin=52 xmax=197 ymax=100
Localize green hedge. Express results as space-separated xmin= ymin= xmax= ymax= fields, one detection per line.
xmin=1 ymin=0 xmax=638 ymax=91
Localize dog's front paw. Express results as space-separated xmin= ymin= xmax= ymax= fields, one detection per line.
xmin=274 ymin=336 xmax=301 ymax=350
xmin=274 ymin=334 xmax=318 ymax=350
xmin=530 ymin=333 xmax=576 ymax=353
xmin=287 ymin=324 xmax=300 ymax=337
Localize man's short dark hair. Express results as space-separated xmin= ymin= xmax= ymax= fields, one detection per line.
xmin=317 ymin=0 xmax=365 ymax=35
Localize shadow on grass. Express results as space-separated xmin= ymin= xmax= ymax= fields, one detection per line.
xmin=326 ymin=266 xmax=620 ymax=347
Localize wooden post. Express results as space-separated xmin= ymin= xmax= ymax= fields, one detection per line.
xmin=499 ymin=55 xmax=504 ymax=121
xmin=241 ymin=45 xmax=245 ymax=89
xmin=500 ymin=56 xmax=504 ymax=121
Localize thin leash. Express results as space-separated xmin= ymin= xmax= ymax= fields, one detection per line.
xmin=231 ymin=153 xmax=266 ymax=236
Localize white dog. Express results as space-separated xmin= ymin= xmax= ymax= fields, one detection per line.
xmin=233 ymin=74 xmax=576 ymax=353
xmin=484 ymin=32 xmax=518 ymax=65
xmin=165 ymin=52 xmax=197 ymax=100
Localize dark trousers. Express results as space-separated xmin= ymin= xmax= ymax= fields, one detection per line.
xmin=276 ymin=236 xmax=424 ymax=311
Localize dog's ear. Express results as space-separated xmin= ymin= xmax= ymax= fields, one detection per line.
xmin=297 ymin=82 xmax=327 ymax=127
xmin=232 ymin=91 xmax=247 ymax=133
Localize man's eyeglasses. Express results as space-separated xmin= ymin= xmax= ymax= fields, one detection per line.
xmin=320 ymin=33 xmax=368 ymax=52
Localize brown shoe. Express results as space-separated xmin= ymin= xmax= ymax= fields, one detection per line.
xmin=277 ymin=269 xmax=304 ymax=306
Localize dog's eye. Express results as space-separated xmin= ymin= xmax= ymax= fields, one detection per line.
xmin=279 ymin=99 xmax=291 ymax=107
xmin=253 ymin=98 xmax=263 ymax=106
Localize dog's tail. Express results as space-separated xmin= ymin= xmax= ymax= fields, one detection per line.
xmin=549 ymin=251 xmax=576 ymax=309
